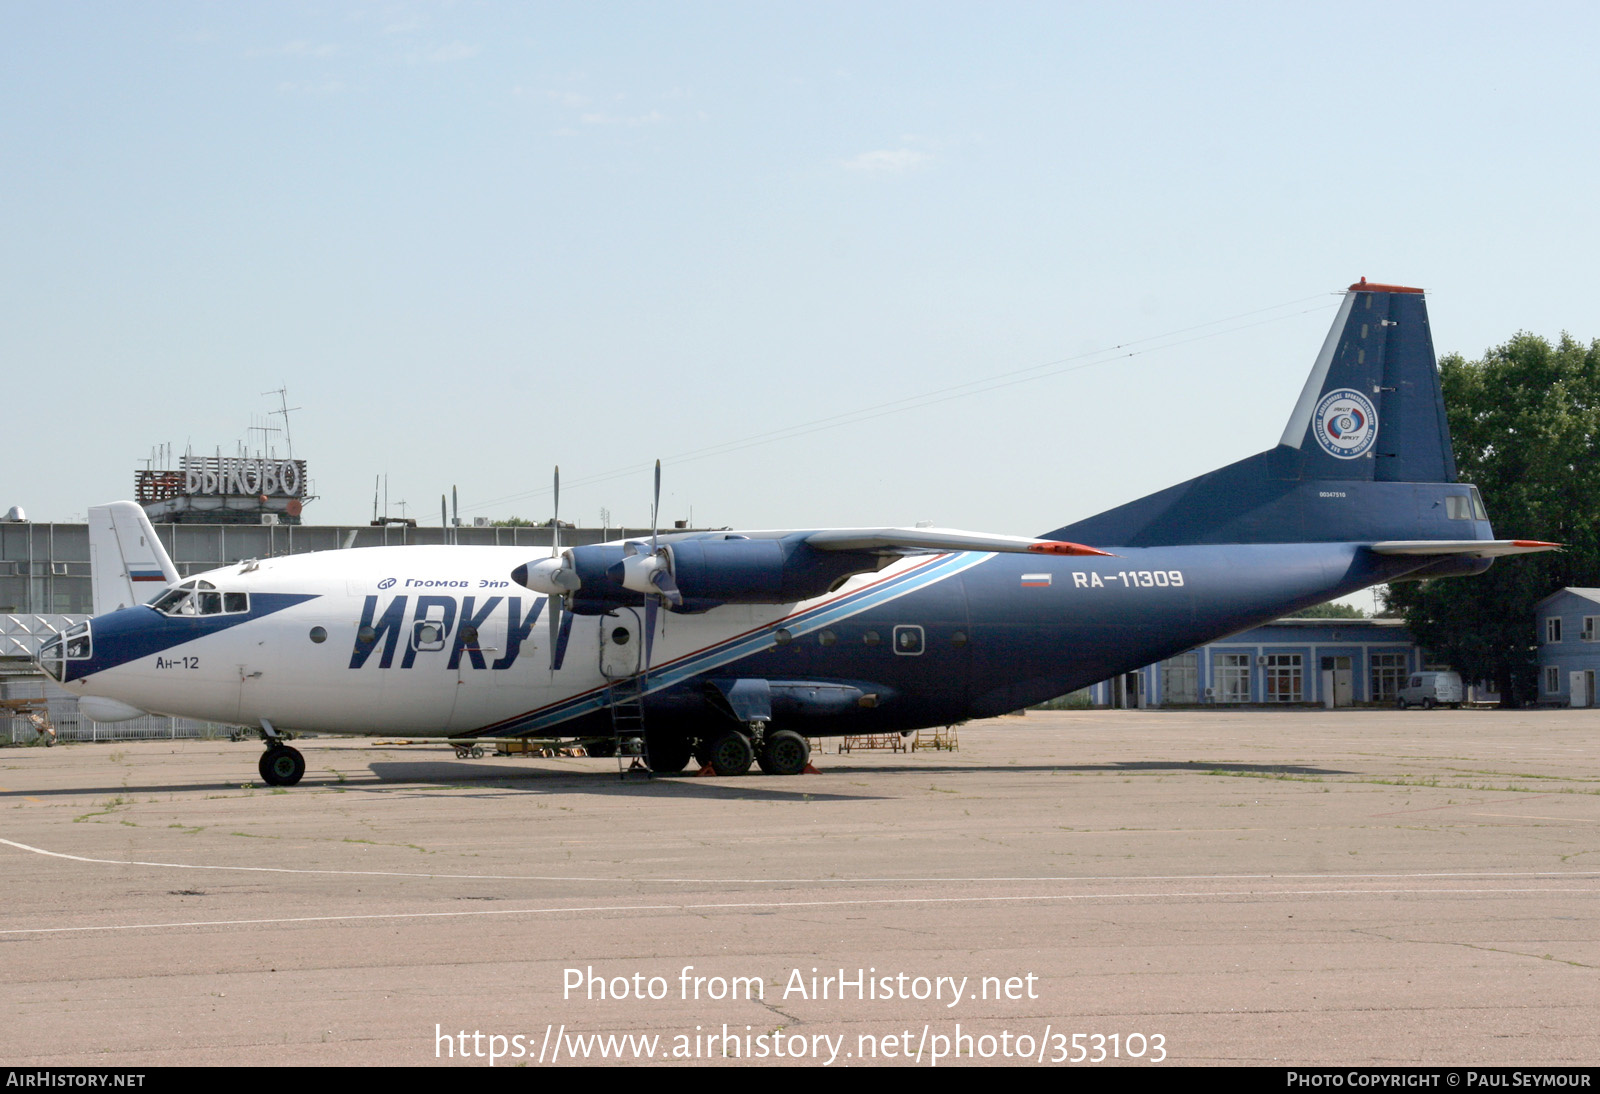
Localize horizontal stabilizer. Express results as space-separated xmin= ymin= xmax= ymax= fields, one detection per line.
xmin=806 ymin=527 xmax=1113 ymax=556
xmin=1369 ymin=540 xmax=1561 ymax=558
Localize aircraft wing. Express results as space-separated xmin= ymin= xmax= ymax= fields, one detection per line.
xmin=804 ymin=527 xmax=1114 ymax=556
xmin=1368 ymin=540 xmax=1560 ymax=557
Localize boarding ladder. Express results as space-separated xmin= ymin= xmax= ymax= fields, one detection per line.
xmin=607 ymin=669 xmax=649 ymax=779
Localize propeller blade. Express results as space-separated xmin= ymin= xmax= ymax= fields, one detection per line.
xmin=651 ymin=459 xmax=660 ymax=555
xmin=549 ymin=603 xmax=573 ymax=671
xmin=643 ymin=596 xmax=656 ymax=673
xmin=548 ymin=594 xmax=562 ymax=674
xmin=649 ymin=562 xmax=683 ymax=608
xmin=551 ymin=466 xmax=560 ymax=557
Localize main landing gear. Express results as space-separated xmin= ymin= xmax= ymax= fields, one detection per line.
xmin=256 ymin=719 xmax=305 ymax=787
xmin=697 ymin=726 xmax=811 ymax=777
xmin=756 ymin=729 xmax=810 ymax=777
xmin=707 ymin=729 xmax=755 ymax=776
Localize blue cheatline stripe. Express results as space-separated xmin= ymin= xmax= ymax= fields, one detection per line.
xmin=466 ymin=551 xmax=994 ymax=737
xmin=64 ymin=593 xmax=321 ymax=680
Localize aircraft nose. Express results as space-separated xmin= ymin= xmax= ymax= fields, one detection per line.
xmin=36 ymin=619 xmax=92 ymax=682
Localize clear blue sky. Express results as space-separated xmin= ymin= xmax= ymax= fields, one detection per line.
xmin=5 ymin=2 xmax=1597 ymax=535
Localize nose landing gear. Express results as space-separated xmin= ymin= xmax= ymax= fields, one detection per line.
xmin=256 ymin=719 xmax=305 ymax=786
xmin=259 ymin=745 xmax=306 ymax=786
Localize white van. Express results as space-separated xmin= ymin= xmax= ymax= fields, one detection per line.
xmin=1396 ymin=671 xmax=1464 ymax=709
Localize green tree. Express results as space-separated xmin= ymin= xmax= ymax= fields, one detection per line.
xmin=1385 ymin=333 xmax=1600 ymax=705
xmin=1287 ymin=601 xmax=1366 ymax=619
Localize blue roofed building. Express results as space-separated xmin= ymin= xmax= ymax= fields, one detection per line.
xmin=1087 ymin=617 xmax=1432 ymax=708
xmin=1534 ymin=588 xmax=1600 ymax=707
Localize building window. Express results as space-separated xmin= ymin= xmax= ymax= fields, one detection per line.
xmin=1583 ymin=617 xmax=1598 ymax=642
xmin=1162 ymin=651 xmax=1198 ymax=704
xmin=1214 ymin=654 xmax=1250 ymax=703
xmin=1545 ymin=666 xmax=1561 ymax=694
xmin=1264 ymin=654 xmax=1303 ymax=702
xmin=1371 ymin=652 xmax=1407 ymax=702
xmin=1546 ymin=617 xmax=1563 ymax=643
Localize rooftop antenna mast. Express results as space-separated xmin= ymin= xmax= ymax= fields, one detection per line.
xmin=263 ymin=386 xmax=301 ymax=461
xmin=247 ymin=418 xmax=280 ymax=459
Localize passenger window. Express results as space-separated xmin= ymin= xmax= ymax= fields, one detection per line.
xmin=893 ymin=625 xmax=925 ymax=656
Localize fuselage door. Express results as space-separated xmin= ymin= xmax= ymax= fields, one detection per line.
xmin=599 ymin=610 xmax=642 ymax=679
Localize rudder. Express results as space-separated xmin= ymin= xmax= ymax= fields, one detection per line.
xmin=89 ymin=501 xmax=178 ymax=614
xmin=1276 ymin=279 xmax=1456 ymax=484
xmin=1045 ymin=279 xmax=1481 ymax=548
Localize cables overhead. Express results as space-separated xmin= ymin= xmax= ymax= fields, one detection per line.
xmin=463 ymin=292 xmax=1339 ymax=517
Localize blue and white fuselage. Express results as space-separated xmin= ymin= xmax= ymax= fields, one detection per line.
xmin=35 ymin=281 xmax=1558 ymax=782
xmin=50 ymin=538 xmax=1445 ymax=737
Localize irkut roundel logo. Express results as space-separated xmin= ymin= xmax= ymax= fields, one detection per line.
xmin=1314 ymin=388 xmax=1378 ymax=459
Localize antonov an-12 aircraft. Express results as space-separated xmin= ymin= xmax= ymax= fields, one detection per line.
xmin=39 ymin=280 xmax=1554 ymax=786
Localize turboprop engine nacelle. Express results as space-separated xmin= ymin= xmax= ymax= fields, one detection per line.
xmin=511 ymin=535 xmax=886 ymax=613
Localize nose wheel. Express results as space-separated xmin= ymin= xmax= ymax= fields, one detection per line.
xmin=259 ymin=745 xmax=305 ymax=786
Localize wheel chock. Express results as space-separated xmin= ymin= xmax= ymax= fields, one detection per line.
xmin=695 ymin=764 xmax=718 ymax=777
xmin=803 ymin=763 xmax=821 ymax=774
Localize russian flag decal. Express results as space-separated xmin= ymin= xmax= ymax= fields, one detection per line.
xmin=1021 ymin=573 xmax=1051 ymax=587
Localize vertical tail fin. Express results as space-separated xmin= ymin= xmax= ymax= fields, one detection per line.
xmin=89 ymin=501 xmax=178 ymax=614
xmin=1046 ymin=279 xmax=1476 ymax=547
xmin=1276 ymin=279 xmax=1456 ymax=483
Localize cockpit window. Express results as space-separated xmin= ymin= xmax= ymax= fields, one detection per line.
xmin=38 ymin=624 xmax=91 ymax=681
xmin=151 ymin=587 xmax=192 ymax=614
xmin=152 ymin=579 xmax=249 ymax=617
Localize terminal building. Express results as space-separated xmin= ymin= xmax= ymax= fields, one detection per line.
xmin=1085 ymin=617 xmax=1433 ymax=708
